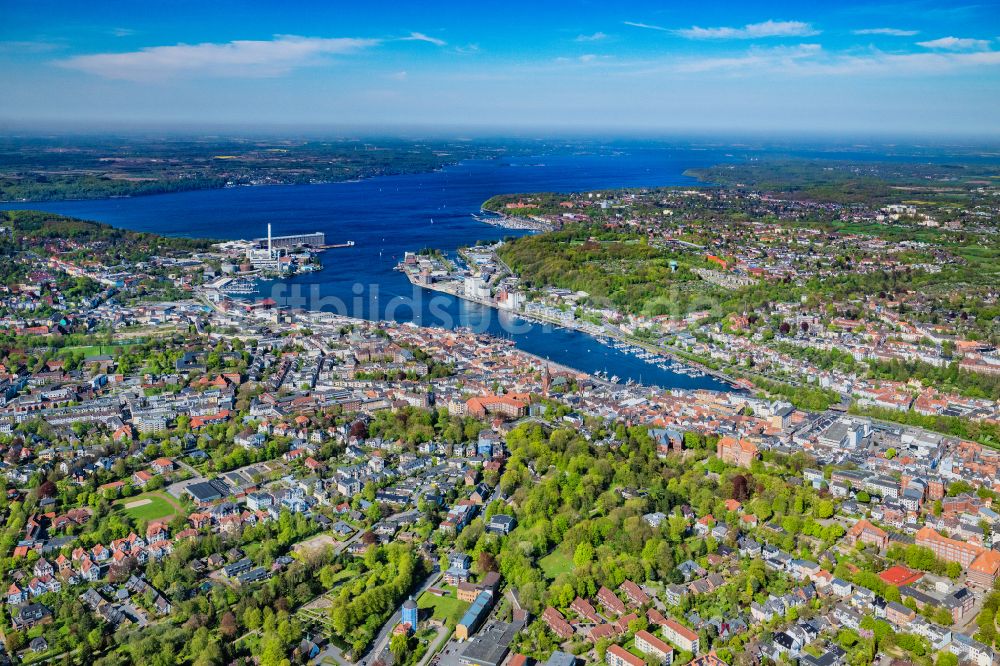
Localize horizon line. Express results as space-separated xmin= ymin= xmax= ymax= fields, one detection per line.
xmin=3 ymin=120 xmax=1000 ymax=144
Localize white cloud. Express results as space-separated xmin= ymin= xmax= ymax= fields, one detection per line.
xmin=575 ymin=32 xmax=608 ymax=42
xmin=671 ymin=44 xmax=824 ymax=73
xmin=650 ymin=44 xmax=1000 ymax=78
xmin=553 ymin=53 xmax=613 ymax=65
xmin=0 ymin=41 xmax=63 ymax=54
xmin=676 ymin=20 xmax=819 ymax=40
xmin=401 ymin=32 xmax=446 ymax=47
xmin=111 ymin=28 xmax=136 ymax=38
xmin=623 ymin=21 xmax=669 ymax=32
xmin=389 ymin=70 xmax=408 ymax=80
xmin=56 ymin=34 xmax=379 ymax=80
xmin=852 ymin=28 xmax=919 ymax=36
xmin=917 ymin=36 xmax=991 ymax=51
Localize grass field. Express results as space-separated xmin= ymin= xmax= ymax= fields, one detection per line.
xmin=539 ymin=549 xmax=574 ymax=579
xmin=417 ymin=588 xmax=469 ymax=625
xmin=56 ymin=342 xmax=141 ymax=359
xmin=114 ymin=491 xmax=181 ymax=522
xmin=57 ymin=345 xmax=101 ymax=357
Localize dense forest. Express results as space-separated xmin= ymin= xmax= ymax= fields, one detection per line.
xmin=1 ymin=209 xmax=214 ymax=262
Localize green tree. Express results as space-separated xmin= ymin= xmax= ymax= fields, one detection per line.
xmin=946 ymin=562 xmax=962 ymax=579
xmin=815 ymin=499 xmax=834 ymax=519
xmin=574 ymin=542 xmax=594 ymax=568
xmin=390 ymin=633 xmax=411 ymax=660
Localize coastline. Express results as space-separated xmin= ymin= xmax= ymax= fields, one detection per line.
xmin=0 ymin=156 xmax=495 ymax=205
xmin=201 ymin=284 xmax=735 ymax=396
xmin=5 ymin=149 xmax=750 ymax=393
xmin=399 ymin=267 xmax=743 ymax=391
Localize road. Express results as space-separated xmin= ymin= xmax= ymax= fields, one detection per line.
xmin=311 ymin=562 xmax=440 ymax=666
xmin=415 ymin=625 xmax=450 ymax=666
xmin=361 ymin=568 xmax=442 ymax=666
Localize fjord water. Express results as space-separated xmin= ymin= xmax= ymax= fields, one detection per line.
xmin=5 ymin=148 xmax=736 ymax=391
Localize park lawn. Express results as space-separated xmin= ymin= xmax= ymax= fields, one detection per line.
xmin=417 ymin=589 xmax=469 ymax=625
xmin=324 ymin=568 xmax=355 ymax=587
xmin=114 ymin=492 xmax=180 ymax=522
xmin=56 ymin=345 xmax=101 ymax=357
xmin=539 ymin=548 xmax=574 ymax=580
xmin=622 ymin=638 xmax=645 ymax=661
xmin=21 ymin=647 xmax=60 ymax=665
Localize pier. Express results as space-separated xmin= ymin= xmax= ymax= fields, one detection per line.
xmin=473 ymin=209 xmax=555 ymax=231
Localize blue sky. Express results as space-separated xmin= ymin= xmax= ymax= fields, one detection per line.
xmin=2 ymin=0 xmax=999 ymax=136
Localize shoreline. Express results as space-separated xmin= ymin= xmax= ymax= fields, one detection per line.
xmin=0 ymin=156 xmax=497 ymax=205
xmin=206 ymin=287 xmax=731 ymax=395
xmin=398 ymin=268 xmax=742 ymax=391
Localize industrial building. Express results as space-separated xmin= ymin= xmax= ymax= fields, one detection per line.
xmin=458 ymin=622 xmax=519 ymax=666
xmin=254 ymin=230 xmax=325 ymax=249
xmin=246 ymin=224 xmax=283 ymax=271
xmin=455 ymin=590 xmax=494 ymax=640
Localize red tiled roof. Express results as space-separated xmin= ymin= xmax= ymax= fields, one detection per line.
xmin=878 ymin=565 xmax=924 ymax=587
xmin=607 ymin=645 xmax=644 ymax=666
xmin=970 ymin=550 xmax=1000 ymax=575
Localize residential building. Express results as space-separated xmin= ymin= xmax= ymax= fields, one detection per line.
xmin=662 ymin=618 xmax=700 ymax=654
xmin=543 ymin=607 xmax=574 ymax=640
xmin=716 ymin=436 xmax=758 ymax=468
xmin=844 ymin=519 xmax=889 ymax=551
xmin=915 ymin=526 xmax=984 ymax=567
xmin=636 ymin=630 xmax=675 ymax=664
xmin=606 ymin=645 xmax=645 ymax=666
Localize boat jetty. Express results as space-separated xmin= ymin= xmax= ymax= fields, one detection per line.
xmin=472 ymin=210 xmax=554 ymax=232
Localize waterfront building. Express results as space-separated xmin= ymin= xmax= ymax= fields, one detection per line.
xmin=253 ymin=231 xmax=325 ymax=249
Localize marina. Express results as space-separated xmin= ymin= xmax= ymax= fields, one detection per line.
xmin=217 ymin=276 xmax=259 ymax=295
xmin=395 ymin=257 xmax=730 ymax=388
xmin=599 ymin=339 xmax=709 ymax=378
xmin=471 ymin=210 xmax=554 ymax=231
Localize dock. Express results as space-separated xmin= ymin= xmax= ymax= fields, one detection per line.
xmin=321 ymin=241 xmax=355 ymax=249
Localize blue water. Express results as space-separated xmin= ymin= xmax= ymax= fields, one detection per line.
xmin=3 ymin=148 xmax=737 ymax=391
